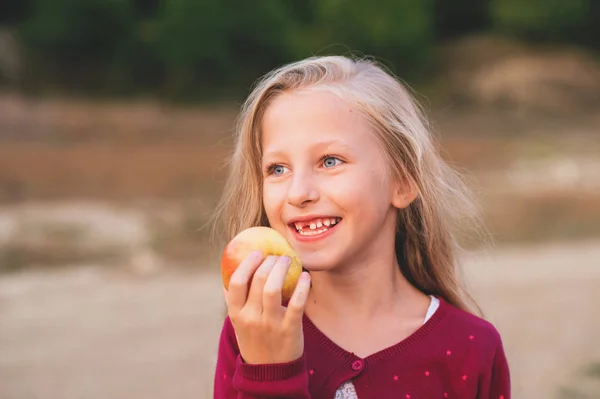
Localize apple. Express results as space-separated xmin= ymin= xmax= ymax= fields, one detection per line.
xmin=221 ymin=226 xmax=303 ymax=302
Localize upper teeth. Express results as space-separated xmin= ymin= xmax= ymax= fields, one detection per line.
xmin=294 ymin=218 xmax=339 ymax=231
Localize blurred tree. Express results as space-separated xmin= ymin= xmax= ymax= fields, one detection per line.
xmin=289 ymin=0 xmax=434 ymax=78
xmin=131 ymin=0 xmax=161 ymax=18
xmin=156 ymin=0 xmax=293 ymax=100
xmin=6 ymin=0 xmax=598 ymax=101
xmin=490 ymin=0 xmax=589 ymax=43
xmin=579 ymin=0 xmax=600 ymax=50
xmin=156 ymin=0 xmax=229 ymax=98
xmin=434 ymin=0 xmax=490 ymax=40
xmin=18 ymin=0 xmax=134 ymax=93
xmin=0 ymin=0 xmax=32 ymax=25
xmin=109 ymin=3 xmax=165 ymax=96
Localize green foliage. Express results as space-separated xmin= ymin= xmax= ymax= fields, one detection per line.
xmin=155 ymin=0 xmax=294 ymax=98
xmin=16 ymin=0 xmax=135 ymax=94
xmin=20 ymin=0 xmax=134 ymax=59
xmin=5 ymin=0 xmax=598 ymax=101
xmin=490 ymin=0 xmax=589 ymax=41
xmin=295 ymin=0 xmax=434 ymax=75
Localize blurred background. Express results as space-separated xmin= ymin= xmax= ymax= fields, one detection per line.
xmin=0 ymin=1 xmax=599 ymax=398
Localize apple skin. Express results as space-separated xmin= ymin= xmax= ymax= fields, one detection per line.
xmin=221 ymin=226 xmax=303 ymax=302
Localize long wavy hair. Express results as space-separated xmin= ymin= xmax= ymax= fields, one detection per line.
xmin=212 ymin=55 xmax=486 ymax=315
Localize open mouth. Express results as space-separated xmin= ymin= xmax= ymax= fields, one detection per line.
xmin=289 ymin=217 xmax=342 ymax=237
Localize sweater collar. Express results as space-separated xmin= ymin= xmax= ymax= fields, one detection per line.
xmin=302 ymin=295 xmax=450 ymax=363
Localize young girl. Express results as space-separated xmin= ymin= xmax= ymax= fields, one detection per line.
xmin=212 ymin=55 xmax=510 ymax=399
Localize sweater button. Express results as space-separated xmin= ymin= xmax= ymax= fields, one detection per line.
xmin=351 ymin=360 xmax=363 ymax=371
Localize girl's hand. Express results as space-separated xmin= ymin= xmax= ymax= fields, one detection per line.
xmin=224 ymin=251 xmax=311 ymax=365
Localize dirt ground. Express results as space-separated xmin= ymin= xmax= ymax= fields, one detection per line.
xmin=1 ymin=239 xmax=600 ymax=399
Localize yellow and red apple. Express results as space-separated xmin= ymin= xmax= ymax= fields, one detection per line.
xmin=221 ymin=226 xmax=303 ymax=302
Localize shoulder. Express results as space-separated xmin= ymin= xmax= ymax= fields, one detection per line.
xmin=437 ymin=297 xmax=505 ymax=356
xmin=433 ymin=298 xmax=512 ymax=394
xmin=439 ymin=297 xmax=503 ymax=338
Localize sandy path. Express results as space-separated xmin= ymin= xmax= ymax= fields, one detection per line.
xmin=1 ymin=239 xmax=600 ymax=399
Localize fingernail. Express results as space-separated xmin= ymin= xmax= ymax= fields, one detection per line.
xmin=250 ymin=250 xmax=263 ymax=260
xmin=281 ymin=255 xmax=291 ymax=265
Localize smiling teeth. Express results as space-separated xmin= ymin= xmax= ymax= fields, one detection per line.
xmin=294 ymin=218 xmax=339 ymax=232
xmin=299 ymin=227 xmax=328 ymax=236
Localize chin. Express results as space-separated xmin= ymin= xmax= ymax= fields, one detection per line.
xmin=296 ymin=252 xmax=341 ymax=272
xmin=302 ymin=264 xmax=333 ymax=273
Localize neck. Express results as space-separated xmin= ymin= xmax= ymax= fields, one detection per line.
xmin=305 ymin=250 xmax=426 ymax=322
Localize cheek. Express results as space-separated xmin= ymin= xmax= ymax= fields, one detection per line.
xmin=262 ymin=183 xmax=287 ymax=221
xmin=330 ymin=171 xmax=391 ymax=213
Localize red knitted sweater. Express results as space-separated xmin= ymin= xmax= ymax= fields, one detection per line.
xmin=214 ymin=296 xmax=511 ymax=399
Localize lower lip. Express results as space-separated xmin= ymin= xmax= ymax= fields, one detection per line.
xmin=290 ymin=221 xmax=341 ymax=243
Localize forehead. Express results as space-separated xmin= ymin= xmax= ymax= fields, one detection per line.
xmin=260 ymin=90 xmax=376 ymax=153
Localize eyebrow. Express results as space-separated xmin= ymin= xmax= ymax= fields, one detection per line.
xmin=262 ymin=139 xmax=353 ymax=159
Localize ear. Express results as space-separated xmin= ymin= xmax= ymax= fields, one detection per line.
xmin=391 ymin=179 xmax=419 ymax=209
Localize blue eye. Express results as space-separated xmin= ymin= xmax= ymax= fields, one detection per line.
xmin=268 ymin=164 xmax=289 ymax=176
xmin=323 ymin=156 xmax=342 ymax=168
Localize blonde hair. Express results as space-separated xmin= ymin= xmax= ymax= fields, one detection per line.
xmin=212 ymin=55 xmax=485 ymax=315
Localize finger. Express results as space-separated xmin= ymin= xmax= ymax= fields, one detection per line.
xmin=283 ymin=271 xmax=311 ymax=325
xmin=227 ymin=250 xmax=264 ymax=315
xmin=246 ymin=255 xmax=278 ymax=311
xmin=262 ymin=256 xmax=291 ymax=315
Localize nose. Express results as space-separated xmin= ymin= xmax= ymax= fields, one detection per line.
xmin=287 ymin=171 xmax=319 ymax=207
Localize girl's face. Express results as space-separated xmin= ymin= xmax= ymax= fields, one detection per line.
xmin=260 ymin=90 xmax=412 ymax=271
